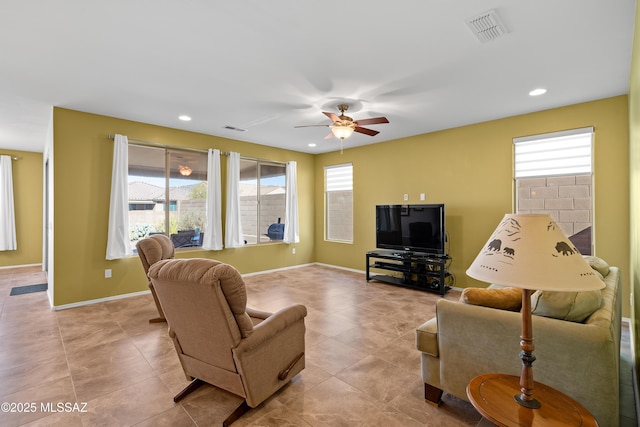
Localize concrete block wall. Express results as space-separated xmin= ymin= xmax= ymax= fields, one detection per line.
xmin=517 ymin=174 xmax=592 ymax=254
xmin=240 ymin=193 xmax=285 ymax=243
xmin=326 ymin=190 xmax=353 ymax=242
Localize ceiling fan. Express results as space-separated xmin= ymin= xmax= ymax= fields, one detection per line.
xmin=295 ymin=104 xmax=389 ymax=140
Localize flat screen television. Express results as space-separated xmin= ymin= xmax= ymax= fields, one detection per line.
xmin=376 ymin=204 xmax=446 ymax=256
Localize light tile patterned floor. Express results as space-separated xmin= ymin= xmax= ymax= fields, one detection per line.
xmin=0 ymin=264 xmax=635 ymax=426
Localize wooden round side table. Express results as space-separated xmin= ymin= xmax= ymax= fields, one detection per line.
xmin=467 ymin=373 xmax=598 ymax=427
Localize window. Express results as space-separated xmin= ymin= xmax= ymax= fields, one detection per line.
xmin=128 ymin=202 xmax=155 ymax=211
xmin=514 ymin=127 xmax=594 ymax=254
xmin=239 ymin=158 xmax=286 ymax=244
xmin=325 ymin=163 xmax=353 ymax=242
xmin=128 ymin=144 xmax=208 ymax=249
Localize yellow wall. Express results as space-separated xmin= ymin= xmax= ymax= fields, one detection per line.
xmin=628 ymin=0 xmax=640 ymax=387
xmin=52 ymin=108 xmax=315 ymax=306
xmin=30 ymin=95 xmax=632 ymax=315
xmin=0 ymin=150 xmax=43 ymax=267
xmin=315 ymin=96 xmax=630 ymax=316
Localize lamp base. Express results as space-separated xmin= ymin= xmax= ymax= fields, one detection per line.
xmin=514 ymin=393 xmax=541 ymax=409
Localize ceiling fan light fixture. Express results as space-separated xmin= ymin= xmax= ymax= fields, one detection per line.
xmin=295 ymin=103 xmax=388 ymax=143
xmin=179 ymin=165 xmax=193 ymax=176
xmin=331 ymin=123 xmax=355 ymax=140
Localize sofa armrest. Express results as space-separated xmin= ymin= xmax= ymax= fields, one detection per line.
xmin=416 ymin=317 xmax=439 ymax=357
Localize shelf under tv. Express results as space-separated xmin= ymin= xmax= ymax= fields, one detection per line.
xmin=366 ymin=250 xmax=450 ymax=296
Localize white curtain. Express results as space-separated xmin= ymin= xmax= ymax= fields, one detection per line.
xmin=106 ymin=134 xmax=133 ymax=260
xmin=225 ymin=152 xmax=245 ymax=248
xmin=0 ymin=155 xmax=17 ymax=251
xmin=283 ymin=161 xmax=299 ymax=243
xmin=202 ymin=149 xmax=223 ymax=250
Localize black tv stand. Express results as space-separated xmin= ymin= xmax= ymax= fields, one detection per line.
xmin=366 ymin=250 xmax=450 ymax=296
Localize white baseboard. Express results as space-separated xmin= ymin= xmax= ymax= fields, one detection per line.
xmin=241 ymin=263 xmax=316 ymax=277
xmin=53 ymin=289 xmax=152 ymax=311
xmin=0 ymin=263 xmax=42 ymax=270
xmin=313 ymin=262 xmax=365 ymax=275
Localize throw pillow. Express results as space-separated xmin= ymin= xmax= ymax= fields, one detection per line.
xmin=583 ymin=255 xmax=610 ymax=278
xmin=531 ymin=289 xmax=602 ymax=322
xmin=460 ymin=287 xmax=522 ymax=311
xmin=530 ymin=255 xmax=607 ymax=322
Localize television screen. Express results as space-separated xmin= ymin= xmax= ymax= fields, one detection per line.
xmin=376 ymin=204 xmax=446 ymax=256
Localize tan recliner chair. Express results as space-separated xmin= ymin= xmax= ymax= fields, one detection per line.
xmin=136 ymin=234 xmax=175 ymax=323
xmin=148 ymin=258 xmax=307 ymax=426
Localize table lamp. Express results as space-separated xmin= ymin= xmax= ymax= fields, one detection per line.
xmin=466 ymin=213 xmax=605 ymax=409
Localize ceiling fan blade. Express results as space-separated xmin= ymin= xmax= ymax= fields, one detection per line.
xmin=355 ymin=126 xmax=380 ymax=136
xmin=324 ymin=131 xmax=334 ymax=139
xmin=323 ymin=112 xmax=341 ymax=122
xmin=355 ymin=117 xmax=389 ymax=126
xmin=294 ymin=124 xmax=330 ymax=128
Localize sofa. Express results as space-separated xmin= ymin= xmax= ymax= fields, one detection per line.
xmin=416 ymin=258 xmax=621 ymax=426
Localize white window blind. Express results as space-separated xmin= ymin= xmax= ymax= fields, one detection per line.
xmin=513 ymin=127 xmax=593 ymax=178
xmin=325 ymin=164 xmax=353 ymax=191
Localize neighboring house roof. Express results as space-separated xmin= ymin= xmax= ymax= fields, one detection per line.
xmin=128 ymin=182 xmax=196 ymax=202
xmin=169 ymin=186 xmax=193 ymax=201
xmin=265 ymin=187 xmax=285 ymax=195
xmin=130 ymin=181 xmax=285 ymax=201
xmin=128 ymin=182 xmax=164 ymax=201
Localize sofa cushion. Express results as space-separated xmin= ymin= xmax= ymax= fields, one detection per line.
xmin=531 ymin=289 xmax=602 ymax=322
xmin=459 ymin=287 xmax=522 ymax=311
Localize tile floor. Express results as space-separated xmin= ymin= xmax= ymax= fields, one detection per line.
xmin=0 ymin=264 xmax=635 ymax=426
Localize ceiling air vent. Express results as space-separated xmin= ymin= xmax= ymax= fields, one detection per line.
xmin=466 ymin=9 xmax=508 ymax=43
xmin=223 ymin=125 xmax=247 ymax=132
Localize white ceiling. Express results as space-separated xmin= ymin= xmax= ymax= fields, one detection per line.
xmin=0 ymin=1 xmax=635 ymax=154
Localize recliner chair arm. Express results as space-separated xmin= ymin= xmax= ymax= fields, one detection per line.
xmin=246 ymin=307 xmax=272 ymax=321
xmin=235 ymin=304 xmax=307 ymax=353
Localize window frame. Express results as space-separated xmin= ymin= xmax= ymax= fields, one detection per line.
xmin=127 ymin=143 xmax=208 ymax=250
xmin=324 ymin=163 xmax=354 ymax=243
xmin=239 ymin=157 xmax=287 ymax=245
xmin=513 ymin=127 xmax=594 ymax=255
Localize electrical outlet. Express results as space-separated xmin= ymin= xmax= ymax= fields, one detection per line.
xmin=403 ymin=194 xmax=408 ymax=201
xmin=105 ymin=269 xmax=112 ymax=279
xmin=292 ymin=247 xmax=296 ymax=254
xmin=420 ymin=193 xmax=425 ymax=201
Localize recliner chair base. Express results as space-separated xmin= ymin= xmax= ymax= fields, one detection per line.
xmin=173 ymin=378 xmax=251 ymax=426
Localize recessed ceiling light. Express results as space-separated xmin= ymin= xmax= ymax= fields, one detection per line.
xmin=308 ymin=143 xmax=317 ymax=147
xmin=179 ymin=115 xmax=192 ymax=121
xmin=529 ymin=88 xmax=547 ymax=97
